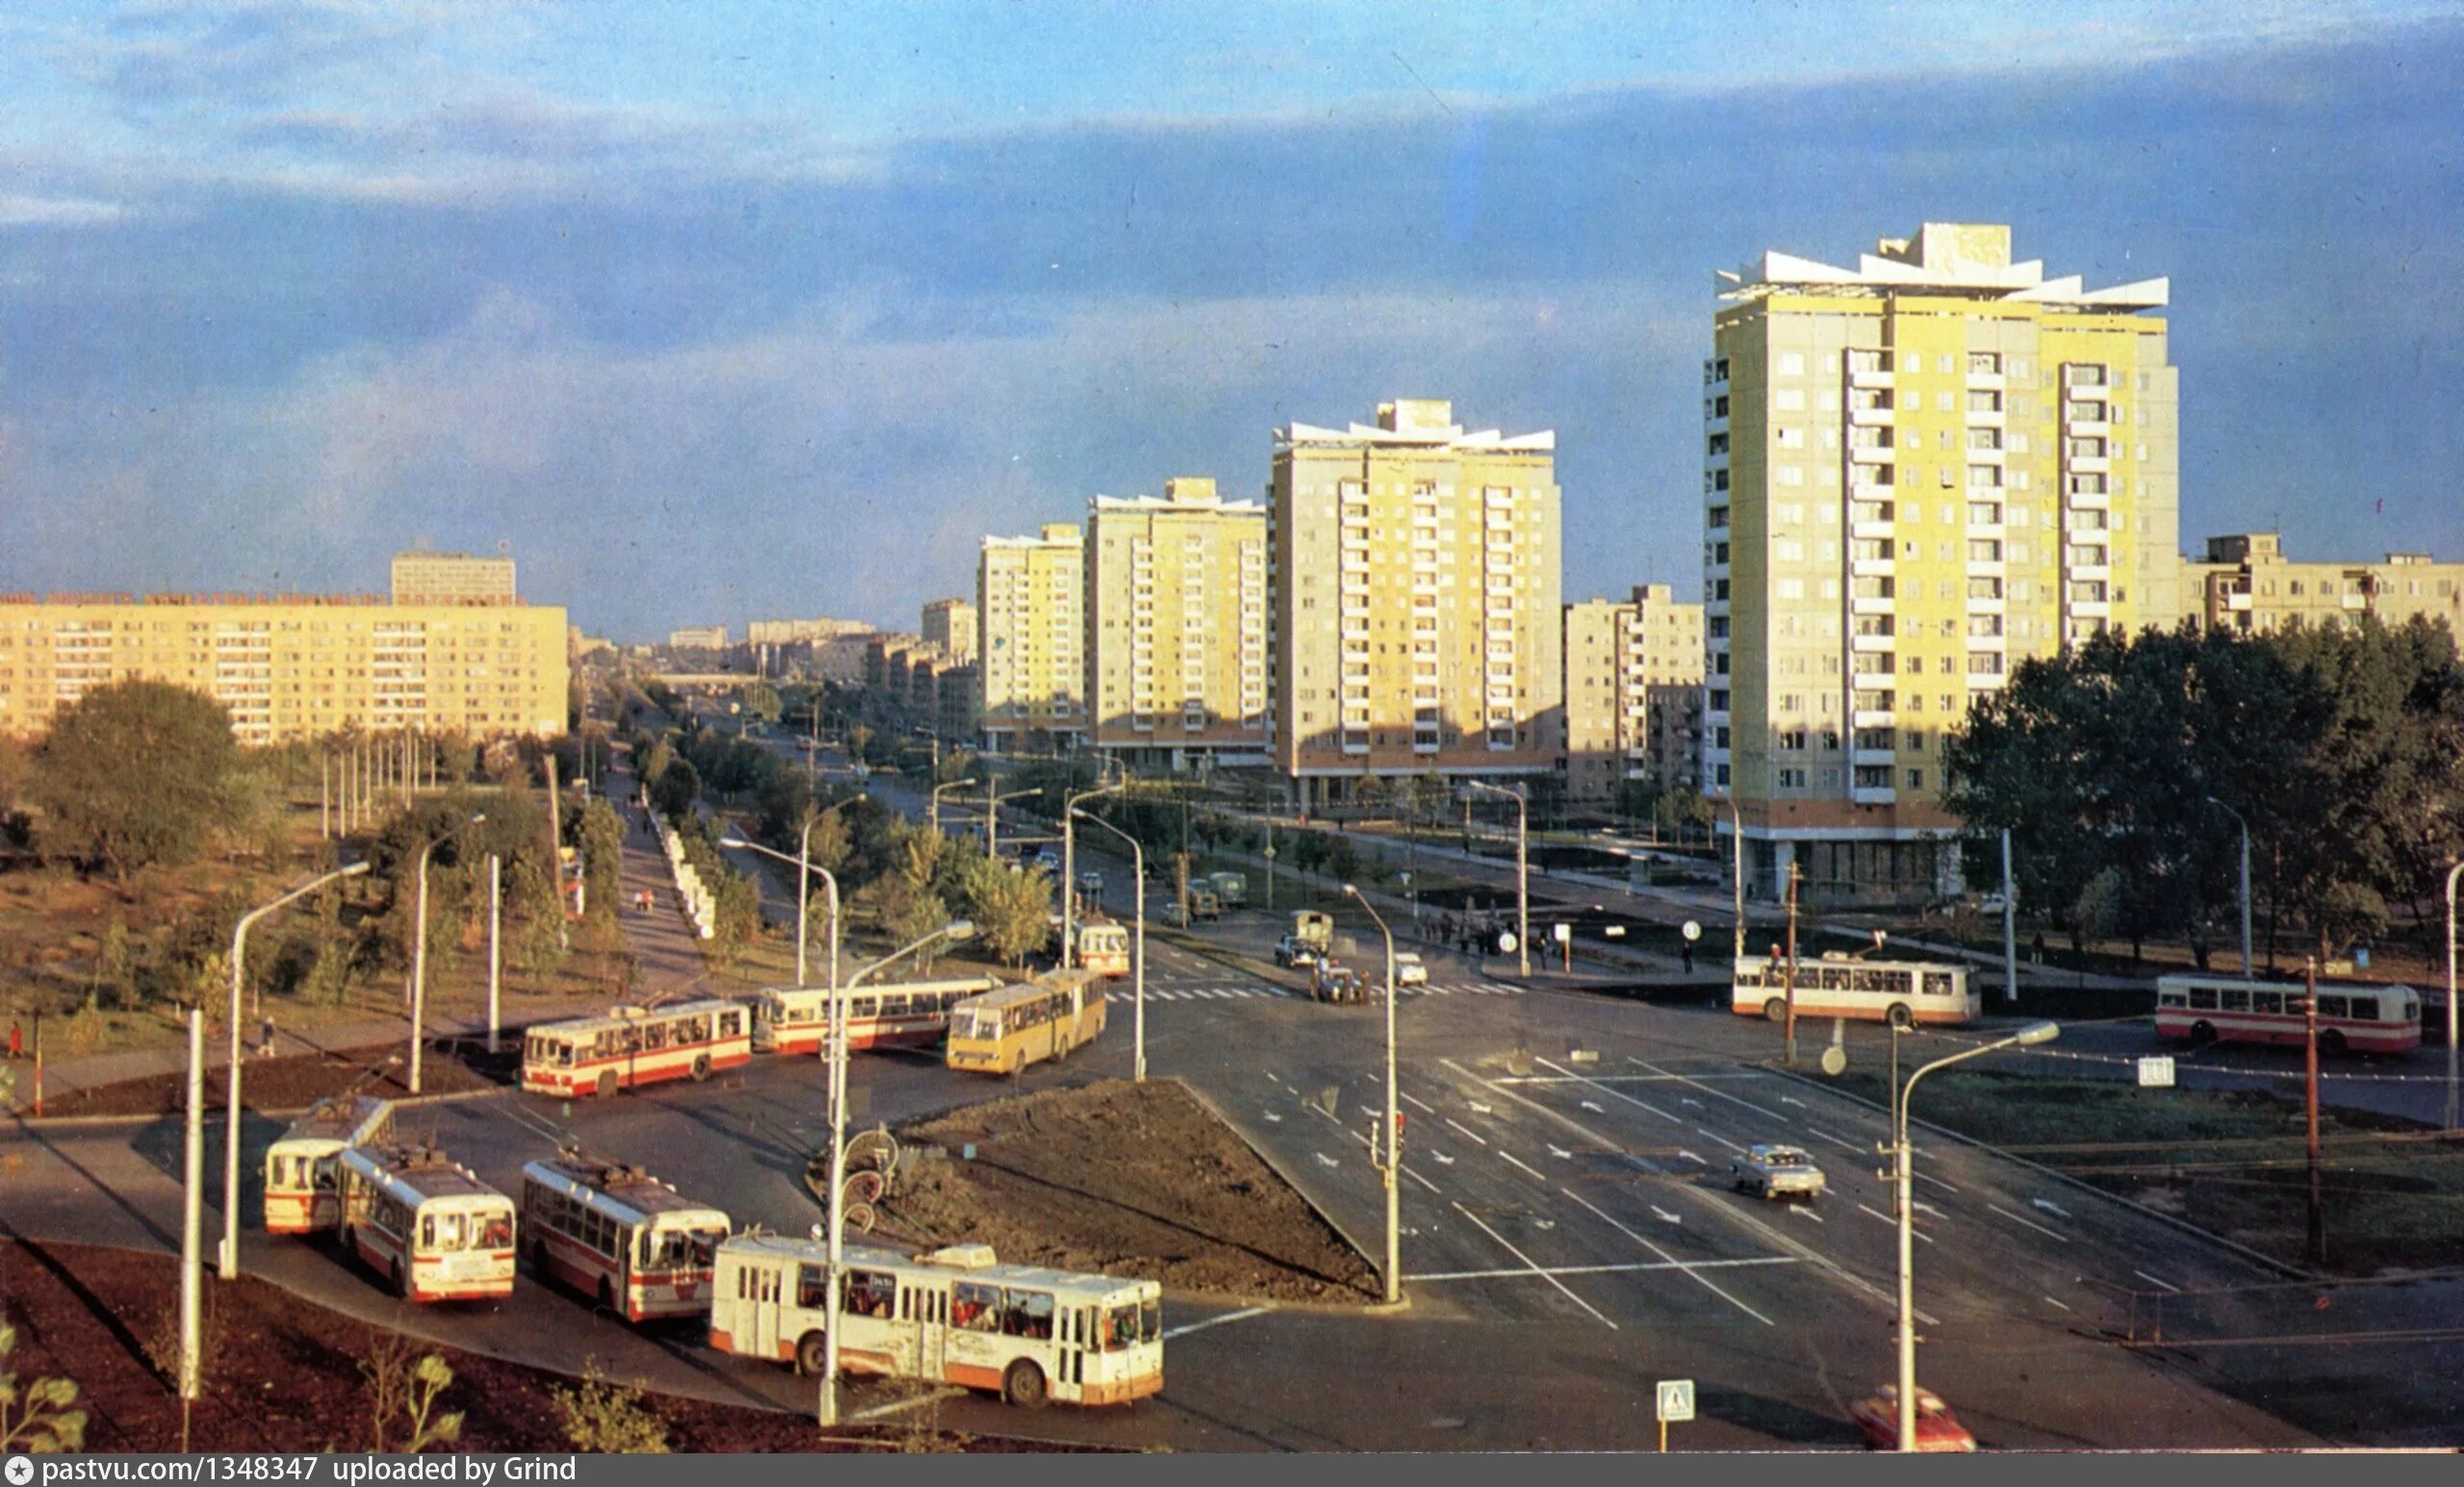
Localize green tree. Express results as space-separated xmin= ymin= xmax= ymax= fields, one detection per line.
xmin=957 ymin=855 xmax=1054 ymax=967
xmin=0 ymin=1321 xmax=87 ymax=1452
xmin=651 ymin=757 xmax=701 ymax=822
xmin=741 ymin=683 xmax=783 ymax=724
xmin=28 ymin=680 xmax=260 ymax=882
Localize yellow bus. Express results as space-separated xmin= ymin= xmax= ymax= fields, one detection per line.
xmin=709 ymin=1236 xmax=1163 ymax=1407
xmin=947 ymin=973 xmax=1106 ymax=1076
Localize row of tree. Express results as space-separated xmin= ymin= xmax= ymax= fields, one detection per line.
xmin=1945 ymin=618 xmax=2464 ymax=964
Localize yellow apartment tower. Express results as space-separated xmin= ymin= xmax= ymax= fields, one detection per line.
xmin=1707 ymin=223 xmax=2178 ymax=903
xmin=1086 ymin=477 xmax=1271 ymax=768
xmin=390 ymin=549 xmax=516 ymax=604
xmin=920 ymin=598 xmax=979 ymax=663
xmin=977 ymin=523 xmax=1086 ymax=750
xmin=2185 ymin=533 xmax=2464 ymax=636
xmin=0 ymin=592 xmax=570 ymax=745
xmin=1562 ymin=583 xmax=1705 ymax=802
xmin=1272 ymin=399 xmax=1562 ymax=803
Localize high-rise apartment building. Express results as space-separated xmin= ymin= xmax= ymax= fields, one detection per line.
xmin=1272 ymin=399 xmax=1561 ymax=802
xmin=1086 ymin=477 xmax=1271 ymax=768
xmin=920 ymin=599 xmax=978 ymax=664
xmin=1707 ymin=223 xmax=2178 ymax=902
xmin=667 ymin=626 xmax=730 ymax=651
xmin=0 ymin=593 xmax=569 ymax=745
xmin=1562 ymin=583 xmax=1705 ymax=801
xmin=977 ymin=523 xmax=1086 ymax=750
xmin=390 ymin=549 xmax=516 ymax=605
xmin=2185 ymin=533 xmax=2464 ymax=637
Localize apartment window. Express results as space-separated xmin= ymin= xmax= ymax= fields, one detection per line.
xmin=1967 ymin=352 xmax=2000 ymax=374
xmin=1967 ymin=390 xmax=2002 ymax=414
xmin=1906 ymin=769 xmax=1926 ymax=790
xmin=1707 ymin=505 xmax=1730 ymax=528
xmin=1967 ymin=540 xmax=2003 ymax=562
xmin=1967 ymin=502 xmax=2002 ymax=526
xmin=1777 ymin=768 xmax=1809 ymax=788
xmin=1707 ymin=432 xmax=1730 ymax=456
xmin=1854 ymin=765 xmax=1892 ymax=789
xmin=1778 ymin=729 xmax=1808 ymax=750
xmin=1967 ymin=465 xmax=2003 ymax=489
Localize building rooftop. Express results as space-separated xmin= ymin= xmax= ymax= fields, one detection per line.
xmin=1719 ymin=220 xmax=2167 ymax=310
xmin=1277 ymin=398 xmax=1554 ymax=454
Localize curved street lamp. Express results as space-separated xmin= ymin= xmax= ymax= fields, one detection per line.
xmin=1341 ymin=884 xmax=1401 ymax=1306
xmin=1073 ymin=808 xmax=1146 ymax=1083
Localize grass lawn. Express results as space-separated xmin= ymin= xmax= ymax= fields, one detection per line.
xmin=1823 ymin=1066 xmax=2464 ymax=1277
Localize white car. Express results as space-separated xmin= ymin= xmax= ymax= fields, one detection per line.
xmin=1730 ymin=1143 xmax=1826 ymax=1201
xmin=1393 ymin=952 xmax=1429 ymax=986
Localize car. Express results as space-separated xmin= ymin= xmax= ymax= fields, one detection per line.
xmin=1030 ymin=848 xmax=1061 ymax=872
xmin=1273 ymin=936 xmax=1322 ymax=969
xmin=1314 ymin=963 xmax=1364 ymax=1005
xmin=1393 ymin=952 xmax=1428 ymax=986
xmin=1077 ymin=870 xmax=1104 ymax=897
xmin=1729 ymin=1143 xmax=1826 ymax=1201
xmin=1847 ymin=1386 xmax=1976 ymax=1452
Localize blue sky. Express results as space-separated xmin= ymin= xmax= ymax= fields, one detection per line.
xmin=1 ymin=1 xmax=2458 ymax=639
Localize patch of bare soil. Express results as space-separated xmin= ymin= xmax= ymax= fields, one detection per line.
xmin=29 ymin=1040 xmax=505 ymax=1119
xmin=0 ymin=1239 xmax=1080 ymax=1452
xmin=883 ymin=1078 xmax=1378 ymax=1305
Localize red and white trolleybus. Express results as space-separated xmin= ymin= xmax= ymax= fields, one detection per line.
xmin=263 ymin=1094 xmax=394 ymax=1236
xmin=2155 ymin=974 xmax=2422 ymax=1055
xmin=522 ymin=998 xmax=754 ymax=1097
xmin=339 ymin=1144 xmax=517 ymax=1302
xmin=519 ymin=1153 xmax=732 ymax=1321
xmin=747 ymin=978 xmax=999 ymax=1055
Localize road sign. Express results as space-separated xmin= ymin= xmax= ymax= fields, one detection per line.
xmin=2137 ymin=1055 xmax=2175 ymax=1089
xmin=1819 ymin=1045 xmax=1848 ymax=1077
xmin=1262 ymin=847 xmax=1276 ymax=859
xmin=1656 ymin=1378 xmax=1695 ymax=1423
xmin=1681 ymin=920 xmax=1702 ymax=942
xmin=1498 ymin=932 xmax=1518 ymax=953
xmin=1553 ymin=923 xmax=1572 ymax=943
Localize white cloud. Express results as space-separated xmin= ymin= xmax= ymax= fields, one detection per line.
xmin=0 ymin=192 xmax=129 ymax=226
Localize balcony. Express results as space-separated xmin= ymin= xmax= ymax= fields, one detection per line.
xmin=1851 ymin=554 xmax=1897 ymax=580
xmin=2066 ymin=485 xmax=2112 ymax=510
xmin=1850 ymin=628 xmax=1897 ymax=654
xmin=1850 ymin=784 xmax=1898 ymax=807
xmin=1964 ymin=370 xmax=2006 ymax=393
xmin=1847 ymin=401 xmax=1892 ymax=426
xmin=1849 ymin=593 xmax=1897 ymax=616
xmin=2224 ymin=590 xmax=2253 ymax=611
xmin=1851 ymin=518 xmax=1896 ymax=542
xmin=1847 ymin=363 xmax=1894 ymax=390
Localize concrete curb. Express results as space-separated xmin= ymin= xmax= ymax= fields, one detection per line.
xmin=1167 ymin=1075 xmax=1394 ymax=1311
xmin=1758 ymin=1063 xmax=2313 ymax=1283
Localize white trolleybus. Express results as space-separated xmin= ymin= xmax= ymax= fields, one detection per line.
xmin=339 ymin=1144 xmax=517 ymax=1302
xmin=519 ymin=1153 xmax=732 ymax=1321
xmin=709 ymin=1236 xmax=1163 ymax=1409
xmin=1732 ymin=953 xmax=1978 ymax=1029
xmin=2155 ymin=974 xmax=2423 ymax=1055
xmin=263 ymin=1094 xmax=395 ymax=1236
xmin=521 ymin=998 xmax=754 ymax=1098
xmin=748 ymin=977 xmax=999 ymax=1056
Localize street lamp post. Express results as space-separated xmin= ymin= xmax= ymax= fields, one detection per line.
xmin=720 ymin=801 xmax=858 ymax=992
xmin=409 ymin=814 xmax=485 ymax=1096
xmin=931 ymin=778 xmax=985 ymax=836
xmin=1341 ymin=885 xmax=1401 ymax=1306
xmin=223 ymin=860 xmax=372 ymax=1280
xmin=1074 ymin=809 xmax=1146 ymax=1082
xmin=984 ymin=783 xmax=1038 ymax=858
xmin=2446 ymin=859 xmax=2461 ymax=1132
xmin=2205 ymin=796 xmax=2255 ymax=978
xmin=1893 ymin=1020 xmax=2060 ymax=1450
xmin=1724 ymin=795 xmax=1746 ymax=966
xmin=1463 ymin=782 xmax=1529 ymax=979
xmin=1061 ymin=772 xmax=1124 ymax=971
xmin=816 ymin=919 xmax=976 ymax=1426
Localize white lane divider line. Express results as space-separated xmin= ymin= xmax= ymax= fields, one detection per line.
xmin=1631 ymin=1059 xmax=1793 ymax=1121
xmin=1409 ymin=1257 xmax=1799 ymax=1283
xmin=1501 ymin=1150 xmax=1548 ymax=1180
xmin=1450 ymin=1200 xmax=1618 ymax=1330
xmin=1912 ymin=1199 xmax=1947 ymax=1218
xmin=1806 ymin=1126 xmax=1860 ymax=1152
xmin=1401 ymin=1090 xmax=1437 ymax=1115
xmin=1547 ymin=1144 xmax=1575 ymax=1161
xmin=1161 ymin=1305 xmax=1270 ymax=1341
xmin=1987 ymin=1203 xmax=2069 ymax=1243
xmin=1677 ymin=1149 xmax=1707 ymax=1166
xmin=1262 ymin=1111 xmax=1283 ymax=1123
xmin=1533 ymin=1056 xmax=1681 ymax=1122
xmin=2134 ymin=1269 xmax=2181 ymax=1294
xmin=1430 ymin=1151 xmax=1455 ymax=1166
xmin=1914 ymin=1170 xmax=1961 ymax=1195
xmin=2043 ymin=1295 xmax=2073 ymax=1313
xmin=1403 ymin=1165 xmax=1441 ymax=1194
xmin=1580 ymin=1100 xmax=1605 ymax=1114
xmin=849 ymin=1387 xmax=968 ymax=1422
xmin=1790 ymin=1205 xmax=1824 ymax=1223
xmin=2032 ymin=1197 xmax=2073 ymax=1219
xmin=1694 ymin=1126 xmax=1749 ymax=1155
xmin=1314 ymin=1152 xmax=1339 ymax=1169
xmin=1445 ymin=1117 xmax=1489 ymax=1146
xmin=1858 ymin=1203 xmax=1932 ymax=1243
xmin=1649 ymin=1206 xmax=1682 ymax=1225
xmin=1779 ymin=1095 xmax=1807 ymax=1108
xmin=1555 ymin=1186 xmax=1774 ymax=1327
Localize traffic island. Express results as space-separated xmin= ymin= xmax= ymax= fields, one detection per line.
xmin=20 ymin=1038 xmax=508 ymax=1119
xmin=882 ymin=1078 xmax=1381 ymax=1305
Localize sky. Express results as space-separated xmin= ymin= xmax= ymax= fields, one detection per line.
xmin=1 ymin=1 xmax=2459 ymax=641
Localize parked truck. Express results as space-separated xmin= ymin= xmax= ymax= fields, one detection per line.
xmin=1207 ymin=872 xmax=1247 ymax=908
xmin=1275 ymin=910 xmax=1334 ymax=968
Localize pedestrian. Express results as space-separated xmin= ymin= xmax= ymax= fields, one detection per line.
xmin=1681 ymin=940 xmax=1695 ymax=974
xmin=2032 ymin=932 xmax=2046 ymax=966
xmin=259 ymin=1016 xmax=277 ymax=1057
xmin=7 ymin=1020 xmax=20 ymax=1060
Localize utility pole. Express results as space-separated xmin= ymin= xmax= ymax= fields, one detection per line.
xmin=488 ymin=853 xmax=503 ymax=1057
xmin=2001 ymin=828 xmax=2018 ymax=1003
xmin=180 ymin=1008 xmax=204 ymax=1435
xmin=2305 ymin=957 xmax=2325 ymax=1265
xmin=321 ymin=754 xmax=331 ymax=839
xmin=545 ymin=753 xmax=569 ymax=952
xmin=1784 ymin=860 xmax=1802 ymax=1066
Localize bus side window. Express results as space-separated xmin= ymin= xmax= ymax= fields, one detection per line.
xmin=2349 ymin=998 xmax=2377 ymax=1022
xmin=2158 ymin=990 xmax=2185 ymax=1009
xmin=954 ymin=1281 xmax=1002 ymax=1332
xmin=2189 ymin=987 xmax=2218 ymax=1011
xmin=799 ymin=1264 xmax=829 ymax=1310
xmin=316 ymin=1157 xmax=339 ymax=1191
xmin=2317 ymin=995 xmax=2348 ymax=1019
xmin=1004 ymin=1289 xmax=1055 ymax=1341
xmin=2222 ymin=990 xmax=2250 ymax=1013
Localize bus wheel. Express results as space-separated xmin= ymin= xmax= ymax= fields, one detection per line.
xmin=1763 ymin=998 xmax=1785 ymax=1023
xmin=391 ymin=1259 xmax=409 ymax=1299
xmin=692 ymin=1054 xmax=712 ymax=1082
xmin=2190 ymin=1021 xmax=2218 ymax=1047
xmin=1886 ymin=1003 xmax=1914 ymax=1032
xmin=2321 ymin=1029 xmax=2348 ymax=1056
xmin=597 ymin=1071 xmax=619 ymax=1098
xmin=796 ymin=1331 xmax=829 ymax=1377
xmin=599 ymin=1277 xmax=618 ymax=1314
xmin=1003 ymin=1359 xmax=1048 ymax=1409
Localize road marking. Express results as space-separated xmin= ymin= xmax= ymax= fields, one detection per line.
xmin=1361 ymin=1106 xmax=1380 ymax=1119
xmin=1694 ymin=1126 xmax=1749 ymax=1155
xmin=2033 ymin=1197 xmax=2073 ymax=1219
xmin=1450 ymin=1201 xmax=1618 ymax=1329
xmin=1677 ymin=1149 xmax=1706 ymax=1166
xmin=2134 ymin=1269 xmax=2181 ymax=1294
xmin=1790 ymin=1205 xmax=1824 ymax=1223
xmin=1859 ymin=1203 xmax=1932 ymax=1243
xmin=1409 ymin=1257 xmax=1800 ymax=1283
xmin=849 ymin=1388 xmax=967 ymax=1422
xmin=1469 ymin=1100 xmax=1494 ymax=1115
xmin=1160 ymin=1305 xmax=1270 ymax=1341
xmin=1445 ymin=1117 xmax=1489 ymax=1146
xmin=1987 ymin=1203 xmax=2069 ymax=1243
xmin=1501 ymin=1151 xmax=1547 ymax=1180
xmin=1547 ymin=1144 xmax=1574 ymax=1161
xmin=1266 ymin=1071 xmax=1282 ymax=1084
xmin=1403 ymin=1165 xmax=1441 ymax=1194
xmin=1914 ymin=1170 xmax=1961 ymax=1195
xmin=1430 ymin=1151 xmax=1455 ymax=1166
xmin=1631 ymin=1060 xmax=1793 ymax=1121
xmin=1806 ymin=1126 xmax=1860 ymax=1152
xmin=1532 ymin=1057 xmax=1681 ymax=1122
xmin=1315 ymin=1152 xmax=1339 ymax=1168
xmin=1649 ymin=1206 xmax=1681 ymax=1225
xmin=1401 ymin=1090 xmax=1437 ymax=1115
xmin=2043 ymin=1295 xmax=2073 ymax=1313
xmin=1555 ymin=1187 xmax=1774 ymax=1327
xmin=1779 ymin=1095 xmax=1808 ymax=1108
xmin=1681 ymin=1096 xmax=1703 ymax=1107
xmin=1580 ymin=1100 xmax=1605 ymax=1114
xmin=1262 ymin=1111 xmax=1282 ymax=1123
xmin=1912 ymin=1199 xmax=1946 ymax=1218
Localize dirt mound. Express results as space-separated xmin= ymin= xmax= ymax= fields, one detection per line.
xmin=29 ymin=1039 xmax=503 ymax=1119
xmin=882 ymin=1078 xmax=1377 ymax=1306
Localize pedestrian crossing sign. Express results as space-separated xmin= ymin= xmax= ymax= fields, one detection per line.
xmin=1656 ymin=1379 xmax=1695 ymax=1423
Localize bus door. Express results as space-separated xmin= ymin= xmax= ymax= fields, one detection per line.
xmin=903 ymin=1282 xmax=948 ymax=1381
xmin=733 ymin=1259 xmax=783 ymax=1361
xmin=1054 ymin=1304 xmax=1091 ymax=1397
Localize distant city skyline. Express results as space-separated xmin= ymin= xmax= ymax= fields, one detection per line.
xmin=0 ymin=2 xmax=2456 ymax=642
